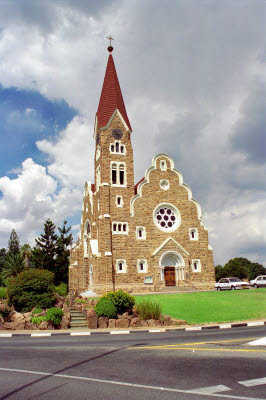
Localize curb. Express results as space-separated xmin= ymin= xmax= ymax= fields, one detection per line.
xmin=0 ymin=321 xmax=265 ymax=338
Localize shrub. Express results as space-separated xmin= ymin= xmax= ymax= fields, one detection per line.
xmin=46 ymin=307 xmax=64 ymax=326
xmin=7 ymin=269 xmax=55 ymax=313
xmin=0 ymin=287 xmax=7 ymax=299
xmin=136 ymin=299 xmax=162 ymax=320
xmin=55 ymin=282 xmax=68 ymax=297
xmin=31 ymin=316 xmax=46 ymax=325
xmin=95 ymin=298 xmax=117 ymax=319
xmin=102 ymin=290 xmax=135 ymax=315
xmin=32 ymin=307 xmax=43 ymax=316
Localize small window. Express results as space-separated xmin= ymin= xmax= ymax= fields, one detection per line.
xmin=116 ymin=196 xmax=123 ymax=207
xmin=137 ymin=259 xmax=147 ymax=273
xmin=113 ymin=222 xmax=128 ymax=234
xmin=111 ymin=144 xmax=115 ymax=152
xmin=192 ymin=259 xmax=201 ymax=273
xmin=116 ymin=142 xmax=119 ymax=152
xmin=136 ymin=226 xmax=146 ymax=240
xmin=189 ymin=228 xmax=198 ymax=240
xmin=160 ymin=160 xmax=167 ymax=171
xmin=116 ymin=259 xmax=127 ymax=273
xmin=121 ymin=145 xmax=124 ymax=153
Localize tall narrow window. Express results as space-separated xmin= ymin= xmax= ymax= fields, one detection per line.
xmin=119 ymin=262 xmax=123 ymax=271
xmin=118 ymin=224 xmax=122 ymax=232
xmin=112 ymin=164 xmax=117 ymax=184
xmin=111 ymin=144 xmax=114 ymax=152
xmin=96 ymin=166 xmax=101 ymax=191
xmin=119 ymin=165 xmax=124 ymax=185
xmin=121 ymin=145 xmax=124 ymax=153
xmin=116 ymin=142 xmax=119 ymax=152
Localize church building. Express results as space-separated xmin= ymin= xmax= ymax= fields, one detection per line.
xmin=69 ymin=42 xmax=215 ymax=295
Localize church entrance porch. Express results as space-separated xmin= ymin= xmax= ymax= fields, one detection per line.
xmin=164 ymin=267 xmax=176 ymax=286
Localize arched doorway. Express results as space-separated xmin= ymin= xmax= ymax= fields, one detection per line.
xmin=160 ymin=252 xmax=185 ymax=286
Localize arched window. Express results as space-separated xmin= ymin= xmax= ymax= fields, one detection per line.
xmin=87 ymin=222 xmax=90 ymax=235
xmin=137 ymin=259 xmax=147 ymax=273
xmin=116 ymin=259 xmax=127 ymax=273
xmin=192 ymin=259 xmax=201 ymax=272
xmin=116 ymin=142 xmax=119 ymax=152
xmin=119 ymin=164 xmax=124 ymax=185
xmin=136 ymin=226 xmax=146 ymax=240
xmin=189 ymin=228 xmax=198 ymax=240
xmin=112 ymin=163 xmax=117 ymax=184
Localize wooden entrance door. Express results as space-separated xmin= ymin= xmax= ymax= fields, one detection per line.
xmin=164 ymin=267 xmax=176 ymax=286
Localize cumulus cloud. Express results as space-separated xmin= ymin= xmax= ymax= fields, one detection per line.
xmin=0 ymin=0 xmax=265 ymax=266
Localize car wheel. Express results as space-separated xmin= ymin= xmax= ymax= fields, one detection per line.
xmin=217 ymin=287 xmax=221 ymax=291
xmin=254 ymin=284 xmax=258 ymax=289
xmin=231 ymin=286 xmax=236 ymax=290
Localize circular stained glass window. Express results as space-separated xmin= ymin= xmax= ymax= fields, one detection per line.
xmin=154 ymin=204 xmax=180 ymax=232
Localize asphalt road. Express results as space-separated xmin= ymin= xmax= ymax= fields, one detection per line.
xmin=0 ymin=326 xmax=265 ymax=400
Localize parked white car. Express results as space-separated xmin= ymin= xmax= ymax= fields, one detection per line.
xmin=250 ymin=275 xmax=266 ymax=288
xmin=215 ymin=277 xmax=250 ymax=291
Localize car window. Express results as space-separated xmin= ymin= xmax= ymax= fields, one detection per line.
xmin=220 ymin=279 xmax=227 ymax=283
xmin=257 ymin=277 xmax=262 ymax=281
xmin=229 ymin=278 xmax=241 ymax=282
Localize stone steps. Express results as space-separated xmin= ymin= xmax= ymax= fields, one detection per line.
xmin=70 ymin=308 xmax=88 ymax=329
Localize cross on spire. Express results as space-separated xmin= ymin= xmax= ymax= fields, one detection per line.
xmin=106 ymin=35 xmax=114 ymax=52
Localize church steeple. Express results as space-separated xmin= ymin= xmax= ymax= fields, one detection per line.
xmin=96 ymin=44 xmax=132 ymax=132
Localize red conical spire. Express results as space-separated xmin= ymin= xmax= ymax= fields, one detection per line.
xmin=96 ymin=50 xmax=132 ymax=131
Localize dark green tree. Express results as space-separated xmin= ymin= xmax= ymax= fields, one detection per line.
xmin=214 ymin=265 xmax=223 ymax=281
xmin=0 ymin=248 xmax=7 ymax=286
xmin=8 ymin=229 xmax=20 ymax=255
xmin=35 ymin=219 xmax=58 ymax=273
xmin=216 ymin=257 xmax=266 ymax=281
xmin=55 ymin=220 xmax=72 ymax=285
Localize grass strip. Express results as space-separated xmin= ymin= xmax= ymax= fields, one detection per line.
xmin=135 ymin=289 xmax=266 ymax=324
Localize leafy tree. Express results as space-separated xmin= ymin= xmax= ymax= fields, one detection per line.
xmin=20 ymin=244 xmax=32 ymax=267
xmin=0 ymin=248 xmax=7 ymax=285
xmin=55 ymin=220 xmax=72 ymax=285
xmin=214 ymin=265 xmax=223 ymax=281
xmin=215 ymin=257 xmax=266 ymax=281
xmin=1 ymin=253 xmax=27 ymax=284
xmin=35 ymin=219 xmax=58 ymax=272
xmin=8 ymin=229 xmax=20 ymax=255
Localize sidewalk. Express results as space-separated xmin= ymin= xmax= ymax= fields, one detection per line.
xmin=0 ymin=319 xmax=265 ymax=337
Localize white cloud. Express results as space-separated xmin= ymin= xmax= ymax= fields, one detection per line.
xmin=0 ymin=0 xmax=265 ymax=266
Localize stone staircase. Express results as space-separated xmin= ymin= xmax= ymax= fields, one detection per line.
xmin=70 ymin=308 xmax=88 ymax=329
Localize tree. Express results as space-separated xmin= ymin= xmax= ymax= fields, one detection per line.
xmin=1 ymin=253 xmax=27 ymax=284
xmin=0 ymin=248 xmax=7 ymax=286
xmin=55 ymin=220 xmax=72 ymax=285
xmin=215 ymin=257 xmax=266 ymax=281
xmin=35 ymin=219 xmax=58 ymax=273
xmin=20 ymin=244 xmax=32 ymax=267
xmin=8 ymin=229 xmax=20 ymax=255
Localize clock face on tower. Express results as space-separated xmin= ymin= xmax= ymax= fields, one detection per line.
xmin=112 ymin=129 xmax=123 ymax=140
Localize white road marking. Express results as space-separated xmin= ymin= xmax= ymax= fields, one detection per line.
xmin=0 ymin=334 xmax=12 ymax=337
xmin=110 ymin=330 xmax=130 ymax=334
xmin=149 ymin=329 xmax=165 ymax=333
xmin=247 ymin=337 xmax=266 ymax=346
xmin=239 ymin=377 xmax=266 ymax=387
xmin=31 ymin=333 xmax=51 ymax=337
xmin=247 ymin=322 xmax=264 ymax=327
xmin=70 ymin=332 xmax=91 ymax=336
xmin=219 ymin=324 xmax=232 ymax=329
xmin=189 ymin=385 xmax=230 ymax=394
xmin=186 ymin=327 xmax=202 ymax=331
xmin=0 ymin=367 xmax=265 ymax=399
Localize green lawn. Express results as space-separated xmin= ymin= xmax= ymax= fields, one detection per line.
xmin=135 ymin=289 xmax=266 ymax=324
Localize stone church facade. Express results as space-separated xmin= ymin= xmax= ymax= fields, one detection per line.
xmin=69 ymin=45 xmax=215 ymax=295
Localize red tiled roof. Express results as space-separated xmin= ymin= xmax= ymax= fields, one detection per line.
xmin=134 ymin=177 xmax=145 ymax=194
xmin=96 ymin=54 xmax=132 ymax=131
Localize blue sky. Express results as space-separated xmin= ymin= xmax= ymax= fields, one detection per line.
xmin=0 ymin=85 xmax=77 ymax=177
xmin=0 ymin=0 xmax=265 ymax=267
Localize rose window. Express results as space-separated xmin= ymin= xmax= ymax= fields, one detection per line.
xmin=156 ymin=207 xmax=176 ymax=229
xmin=154 ymin=204 xmax=181 ymax=232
